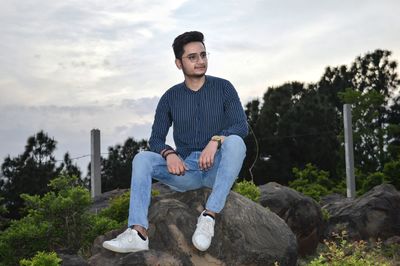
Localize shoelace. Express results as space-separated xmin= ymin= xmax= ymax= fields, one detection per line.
xmin=197 ymin=217 xmax=214 ymax=237
xmin=116 ymin=228 xmax=134 ymax=242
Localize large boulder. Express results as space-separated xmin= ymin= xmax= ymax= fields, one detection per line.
xmin=259 ymin=182 xmax=323 ymax=256
xmin=89 ymin=188 xmax=298 ymax=266
xmin=322 ymin=184 xmax=400 ymax=240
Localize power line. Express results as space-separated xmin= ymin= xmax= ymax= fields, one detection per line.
xmin=54 ymin=152 xmax=111 ymax=162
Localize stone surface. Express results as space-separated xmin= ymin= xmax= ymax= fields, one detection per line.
xmin=259 ymin=182 xmax=323 ymax=256
xmin=90 ymin=188 xmax=129 ymax=213
xmin=89 ymin=188 xmax=298 ymax=266
xmin=322 ymin=184 xmax=400 ymax=240
xmin=59 ymin=253 xmax=89 ymax=266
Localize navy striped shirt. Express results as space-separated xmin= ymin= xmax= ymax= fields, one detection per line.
xmin=149 ymin=75 xmax=248 ymax=159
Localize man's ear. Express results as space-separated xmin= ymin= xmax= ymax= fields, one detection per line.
xmin=175 ymin=58 xmax=182 ymax=70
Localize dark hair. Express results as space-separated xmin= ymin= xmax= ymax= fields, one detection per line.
xmin=172 ymin=31 xmax=205 ymax=59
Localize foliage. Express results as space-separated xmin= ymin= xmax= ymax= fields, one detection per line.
xmin=307 ymin=231 xmax=393 ymax=266
xmin=387 ymin=95 xmax=400 ymax=159
xmin=19 ymin=251 xmax=62 ymax=266
xmin=321 ymin=208 xmax=330 ymax=222
xmin=382 ymin=159 xmax=400 ymax=190
xmin=0 ymin=175 xmax=116 ymax=265
xmin=0 ymin=131 xmax=60 ymax=219
xmin=242 ymin=49 xmax=399 ymax=185
xmin=152 ymin=189 xmax=160 ymax=197
xmin=289 ymin=164 xmax=342 ymax=202
xmin=0 ymin=131 xmax=82 ymax=219
xmin=339 ymin=88 xmax=388 ymax=174
xmin=97 ymin=138 xmax=148 ymax=192
xmin=246 ymin=82 xmax=339 ymax=185
xmin=233 ymin=180 xmax=260 ymax=202
xmin=20 ymin=175 xmax=92 ymax=251
xmin=0 ymin=216 xmax=51 ymax=266
xmin=359 ymin=172 xmax=386 ymax=195
xmin=99 ymin=191 xmax=130 ymax=225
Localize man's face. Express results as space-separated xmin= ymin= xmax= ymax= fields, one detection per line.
xmin=176 ymin=42 xmax=208 ymax=78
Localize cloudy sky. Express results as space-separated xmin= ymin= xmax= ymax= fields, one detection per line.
xmin=1 ymin=0 xmax=400 ymax=174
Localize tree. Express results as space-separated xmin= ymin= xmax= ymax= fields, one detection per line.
xmin=387 ymin=95 xmax=400 ymax=160
xmin=0 ymin=131 xmax=82 ymax=219
xmin=100 ymin=138 xmax=148 ymax=192
xmin=241 ymin=99 xmax=261 ymax=181
xmin=317 ymin=49 xmax=399 ymax=176
xmin=248 ymin=82 xmax=339 ymax=185
xmin=58 ymin=152 xmax=87 ymax=188
xmin=0 ymin=131 xmax=60 ymax=219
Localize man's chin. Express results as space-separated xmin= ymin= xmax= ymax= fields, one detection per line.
xmin=188 ymin=73 xmax=206 ymax=78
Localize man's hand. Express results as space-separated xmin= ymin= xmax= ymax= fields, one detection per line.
xmin=166 ymin=153 xmax=188 ymax=176
xmin=199 ymin=141 xmax=219 ymax=170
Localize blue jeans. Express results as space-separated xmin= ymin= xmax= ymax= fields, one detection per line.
xmin=127 ymin=135 xmax=246 ymax=229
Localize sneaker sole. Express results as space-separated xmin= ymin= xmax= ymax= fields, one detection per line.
xmin=192 ymin=236 xmax=209 ymax=251
xmin=102 ymin=242 xmax=149 ymax=253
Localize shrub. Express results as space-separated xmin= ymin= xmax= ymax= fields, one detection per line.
xmin=321 ymin=208 xmax=330 ymax=222
xmin=233 ymin=180 xmax=260 ymax=202
xmin=19 ymin=251 xmax=62 ymax=266
xmin=360 ymin=172 xmax=386 ymax=194
xmin=0 ymin=216 xmax=50 ymax=266
xmin=83 ymin=215 xmax=119 ymax=248
xmin=99 ymin=189 xmax=161 ymax=224
xmin=99 ymin=191 xmax=130 ymax=224
xmin=308 ymin=231 xmax=393 ymax=266
xmin=289 ymin=164 xmax=338 ymax=202
xmin=20 ymin=176 xmax=92 ymax=251
xmin=0 ymin=174 xmax=117 ymax=265
xmin=383 ymin=160 xmax=400 ymax=190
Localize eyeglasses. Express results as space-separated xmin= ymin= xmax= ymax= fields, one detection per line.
xmin=181 ymin=52 xmax=209 ymax=63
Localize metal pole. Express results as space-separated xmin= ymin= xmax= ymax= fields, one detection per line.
xmin=343 ymin=104 xmax=356 ymax=198
xmin=91 ymin=129 xmax=101 ymax=197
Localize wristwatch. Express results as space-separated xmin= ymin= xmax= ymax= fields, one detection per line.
xmin=211 ymin=135 xmax=223 ymax=149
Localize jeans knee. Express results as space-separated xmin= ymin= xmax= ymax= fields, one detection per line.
xmin=222 ymin=135 xmax=246 ymax=155
xmin=132 ymin=151 xmax=155 ymax=167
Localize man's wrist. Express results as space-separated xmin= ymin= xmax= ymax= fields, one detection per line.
xmin=211 ymin=135 xmax=224 ymax=149
xmin=162 ymin=148 xmax=177 ymax=160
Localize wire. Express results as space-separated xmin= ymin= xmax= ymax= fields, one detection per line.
xmin=55 ymin=152 xmax=111 ymax=162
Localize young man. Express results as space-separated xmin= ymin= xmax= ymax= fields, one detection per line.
xmin=103 ymin=31 xmax=248 ymax=253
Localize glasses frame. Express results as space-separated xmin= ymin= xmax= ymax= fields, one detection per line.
xmin=181 ymin=52 xmax=210 ymax=63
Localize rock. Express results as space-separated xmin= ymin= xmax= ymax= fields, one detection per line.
xmin=89 ymin=188 xmax=298 ymax=266
xmin=90 ymin=188 xmax=129 ymax=214
xmin=384 ymin=235 xmax=400 ymax=246
xmin=319 ymin=193 xmax=346 ymax=207
xmin=323 ymin=184 xmax=400 ymax=240
xmin=259 ymin=182 xmax=323 ymax=256
xmin=59 ymin=253 xmax=88 ymax=266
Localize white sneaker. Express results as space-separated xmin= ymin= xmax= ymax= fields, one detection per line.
xmin=102 ymin=228 xmax=149 ymax=253
xmin=192 ymin=211 xmax=215 ymax=251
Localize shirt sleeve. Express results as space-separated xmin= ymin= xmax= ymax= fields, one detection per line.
xmin=219 ymin=81 xmax=249 ymax=138
xmin=149 ymin=94 xmax=174 ymax=154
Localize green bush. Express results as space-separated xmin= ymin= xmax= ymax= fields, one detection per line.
xmin=19 ymin=251 xmax=62 ymax=266
xmin=0 ymin=216 xmax=50 ymax=266
xmin=289 ymin=164 xmax=339 ymax=202
xmin=83 ymin=214 xmax=119 ymax=251
xmin=20 ymin=176 xmax=92 ymax=251
xmin=383 ymin=160 xmax=400 ymax=190
xmin=321 ymin=208 xmax=330 ymax=222
xmin=0 ymin=174 xmax=120 ymax=265
xmin=233 ymin=180 xmax=260 ymax=202
xmin=99 ymin=191 xmax=130 ymax=224
xmin=360 ymin=172 xmax=386 ymax=195
xmin=307 ymin=231 xmax=393 ymax=266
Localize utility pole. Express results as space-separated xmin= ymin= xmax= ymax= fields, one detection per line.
xmin=343 ymin=104 xmax=356 ymax=198
xmin=91 ymin=129 xmax=101 ymax=197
